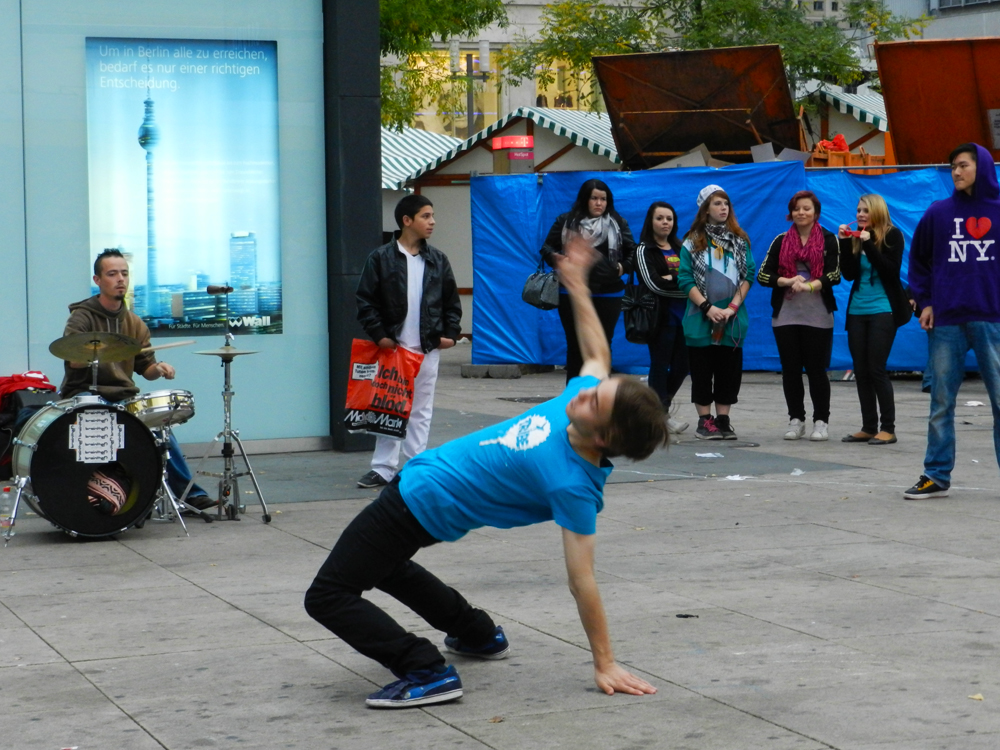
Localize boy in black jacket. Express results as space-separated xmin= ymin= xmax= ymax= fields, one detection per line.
xmin=355 ymin=195 xmax=462 ymax=488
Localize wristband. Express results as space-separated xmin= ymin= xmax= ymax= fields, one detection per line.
xmin=699 ymin=300 xmax=712 ymax=314
xmin=727 ymin=302 xmax=739 ymax=312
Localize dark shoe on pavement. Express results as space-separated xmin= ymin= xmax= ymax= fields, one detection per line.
xmin=714 ymin=414 xmax=737 ymax=440
xmin=841 ymin=432 xmax=874 ymax=443
xmin=186 ymin=495 xmax=216 ymax=510
xmin=365 ymin=665 xmax=463 ymax=709
xmin=444 ymin=626 xmax=510 ymax=660
xmin=903 ymin=475 xmax=949 ymax=500
xmin=868 ymin=432 xmax=897 ymax=445
xmin=695 ymin=415 xmax=723 ymax=440
xmin=357 ymin=470 xmax=389 ymax=489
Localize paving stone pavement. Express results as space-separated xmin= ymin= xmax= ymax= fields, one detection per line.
xmin=3 ymin=343 xmax=1000 ymax=749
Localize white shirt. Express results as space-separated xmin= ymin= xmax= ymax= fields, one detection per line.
xmin=396 ymin=241 xmax=426 ymax=352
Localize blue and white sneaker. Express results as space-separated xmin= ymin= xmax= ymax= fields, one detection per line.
xmin=365 ymin=665 xmax=463 ymax=709
xmin=444 ymin=625 xmax=510 ymax=660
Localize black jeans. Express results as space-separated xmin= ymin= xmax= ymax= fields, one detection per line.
xmin=558 ymin=293 xmax=622 ymax=382
xmin=772 ymin=325 xmax=833 ymax=423
xmin=846 ymin=313 xmax=897 ymax=433
xmin=304 ymin=480 xmax=496 ymax=678
xmin=688 ymin=345 xmax=743 ymax=406
xmin=646 ymin=319 xmax=689 ymax=410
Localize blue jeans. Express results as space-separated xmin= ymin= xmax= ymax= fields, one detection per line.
xmin=924 ymin=322 xmax=1000 ymax=486
xmin=646 ymin=321 xmax=689 ymax=409
xmin=163 ymin=431 xmax=208 ymax=499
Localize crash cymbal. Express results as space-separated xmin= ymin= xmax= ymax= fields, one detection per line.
xmin=49 ymin=331 xmax=142 ymax=363
xmin=195 ymin=346 xmax=259 ymax=361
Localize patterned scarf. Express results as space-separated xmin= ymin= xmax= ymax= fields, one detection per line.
xmin=564 ymin=214 xmax=622 ymax=264
xmin=690 ymin=225 xmax=749 ymax=298
xmin=778 ymin=223 xmax=825 ymax=299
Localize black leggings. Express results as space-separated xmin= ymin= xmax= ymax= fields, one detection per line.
xmin=688 ymin=345 xmax=743 ymax=406
xmin=772 ymin=325 xmax=833 ymax=423
xmin=558 ymin=293 xmax=622 ymax=382
xmin=304 ymin=480 xmax=496 ymax=678
xmin=646 ymin=319 xmax=689 ymax=409
xmin=846 ymin=313 xmax=897 ymax=433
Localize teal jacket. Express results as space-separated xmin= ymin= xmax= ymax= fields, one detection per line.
xmin=678 ymin=237 xmax=755 ymax=348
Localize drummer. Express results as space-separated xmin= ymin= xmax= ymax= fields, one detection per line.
xmin=59 ymin=249 xmax=214 ymax=510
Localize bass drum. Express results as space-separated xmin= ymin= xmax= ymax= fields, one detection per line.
xmin=12 ymin=398 xmax=162 ymax=538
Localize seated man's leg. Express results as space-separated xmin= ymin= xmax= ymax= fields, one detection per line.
xmin=163 ymin=431 xmax=208 ymax=499
xmin=304 ymin=481 xmax=446 ymax=677
xmin=923 ymin=325 xmax=967 ymax=486
xmin=969 ymin=321 xmax=1000 ymax=474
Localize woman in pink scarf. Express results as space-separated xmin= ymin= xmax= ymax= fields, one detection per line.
xmin=757 ymin=190 xmax=841 ymax=441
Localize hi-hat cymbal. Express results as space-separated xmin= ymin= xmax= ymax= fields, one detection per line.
xmin=49 ymin=331 xmax=141 ymax=364
xmin=195 ymin=346 xmax=259 ymax=361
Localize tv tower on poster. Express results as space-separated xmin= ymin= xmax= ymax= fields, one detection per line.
xmin=137 ymin=95 xmax=161 ymax=317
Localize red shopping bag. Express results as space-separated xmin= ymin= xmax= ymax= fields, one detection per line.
xmin=344 ymin=339 xmax=424 ymax=439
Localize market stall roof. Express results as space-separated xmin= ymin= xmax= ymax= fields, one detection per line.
xmin=396 ymin=106 xmax=619 ymax=187
xmin=593 ymin=45 xmax=801 ymax=169
xmin=875 ymin=37 xmax=1000 ymax=164
xmin=817 ymin=88 xmax=888 ymax=132
xmin=381 ymin=126 xmax=461 ymax=190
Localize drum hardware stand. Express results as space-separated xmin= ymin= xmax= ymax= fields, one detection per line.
xmin=145 ymin=425 xmax=213 ymax=533
xmin=184 ymin=306 xmax=271 ymax=523
xmin=2 ymin=476 xmax=28 ymax=546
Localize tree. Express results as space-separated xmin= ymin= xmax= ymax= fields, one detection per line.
xmin=380 ymin=0 xmax=508 ymax=130
xmin=497 ymin=1 xmax=928 ymax=109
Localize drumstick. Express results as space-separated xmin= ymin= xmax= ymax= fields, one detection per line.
xmin=140 ymin=339 xmax=196 ymax=353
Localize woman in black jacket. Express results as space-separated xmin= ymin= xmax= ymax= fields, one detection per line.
xmin=757 ymin=190 xmax=841 ymax=442
xmin=837 ymin=193 xmax=910 ymax=445
xmin=636 ymin=201 xmax=690 ymax=434
xmin=541 ymin=179 xmax=636 ymax=381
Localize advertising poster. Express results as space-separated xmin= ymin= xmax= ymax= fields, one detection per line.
xmin=85 ymin=37 xmax=281 ymax=336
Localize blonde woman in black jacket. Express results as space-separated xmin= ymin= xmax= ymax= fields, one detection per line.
xmin=636 ymin=201 xmax=690 ymax=434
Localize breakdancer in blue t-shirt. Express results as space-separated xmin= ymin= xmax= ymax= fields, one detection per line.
xmin=305 ymin=234 xmax=669 ymax=708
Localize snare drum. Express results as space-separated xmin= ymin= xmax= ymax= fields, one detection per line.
xmin=13 ymin=397 xmax=162 ymax=537
xmin=124 ymin=389 xmax=196 ymax=428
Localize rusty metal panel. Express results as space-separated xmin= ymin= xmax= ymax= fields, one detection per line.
xmin=593 ymin=45 xmax=799 ymax=169
xmin=875 ymin=38 xmax=1000 ymax=165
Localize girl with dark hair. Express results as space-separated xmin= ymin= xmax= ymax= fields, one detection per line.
xmin=838 ymin=193 xmax=909 ymax=445
xmin=541 ymin=179 xmax=636 ymax=381
xmin=677 ymin=185 xmax=755 ymax=440
xmin=636 ymin=201 xmax=690 ymax=433
xmin=757 ymin=190 xmax=841 ymax=441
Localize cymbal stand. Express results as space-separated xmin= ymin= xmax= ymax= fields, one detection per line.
xmin=179 ymin=334 xmax=271 ymax=523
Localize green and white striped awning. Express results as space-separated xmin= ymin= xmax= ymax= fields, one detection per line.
xmin=817 ymin=89 xmax=888 ymax=133
xmin=382 ymin=126 xmax=462 ymax=190
xmin=397 ymin=106 xmax=620 ymax=187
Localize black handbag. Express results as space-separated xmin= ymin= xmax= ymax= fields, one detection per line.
xmin=622 ymin=269 xmax=659 ymax=344
xmin=522 ymin=259 xmax=560 ymax=310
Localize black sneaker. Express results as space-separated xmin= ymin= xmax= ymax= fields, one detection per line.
xmin=365 ymin=665 xmax=463 ymax=709
xmin=357 ymin=470 xmax=389 ymax=489
xmin=695 ymin=415 xmax=723 ymax=440
xmin=903 ymin=475 xmax=949 ymax=500
xmin=444 ymin=626 xmax=510 ymax=660
xmin=714 ymin=414 xmax=737 ymax=440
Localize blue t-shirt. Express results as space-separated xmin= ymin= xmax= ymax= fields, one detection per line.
xmin=399 ymin=376 xmax=612 ymax=542
xmin=849 ymin=252 xmax=891 ymax=315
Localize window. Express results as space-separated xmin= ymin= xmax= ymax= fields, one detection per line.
xmin=831 ymin=2 xmax=838 ymax=9
xmin=814 ymin=1 xmax=824 ymax=10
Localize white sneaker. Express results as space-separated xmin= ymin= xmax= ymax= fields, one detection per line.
xmin=809 ymin=420 xmax=829 ymax=441
xmin=784 ymin=418 xmax=805 ymax=440
xmin=667 ymin=417 xmax=689 ymax=434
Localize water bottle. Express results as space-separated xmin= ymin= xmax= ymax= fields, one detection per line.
xmin=1 ymin=487 xmax=12 ymax=532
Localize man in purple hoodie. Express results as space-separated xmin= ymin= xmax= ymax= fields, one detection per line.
xmin=906 ymin=143 xmax=1000 ymax=499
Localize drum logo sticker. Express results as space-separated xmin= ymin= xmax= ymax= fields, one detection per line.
xmin=69 ymin=411 xmax=126 ymax=463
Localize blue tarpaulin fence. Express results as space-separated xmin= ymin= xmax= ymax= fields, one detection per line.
xmin=470 ymin=161 xmax=981 ymax=372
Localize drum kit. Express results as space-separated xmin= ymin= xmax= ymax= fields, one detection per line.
xmin=2 ymin=328 xmax=271 ymax=545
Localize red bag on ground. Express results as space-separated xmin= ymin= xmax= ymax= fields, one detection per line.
xmin=344 ymin=339 xmax=424 ymax=439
